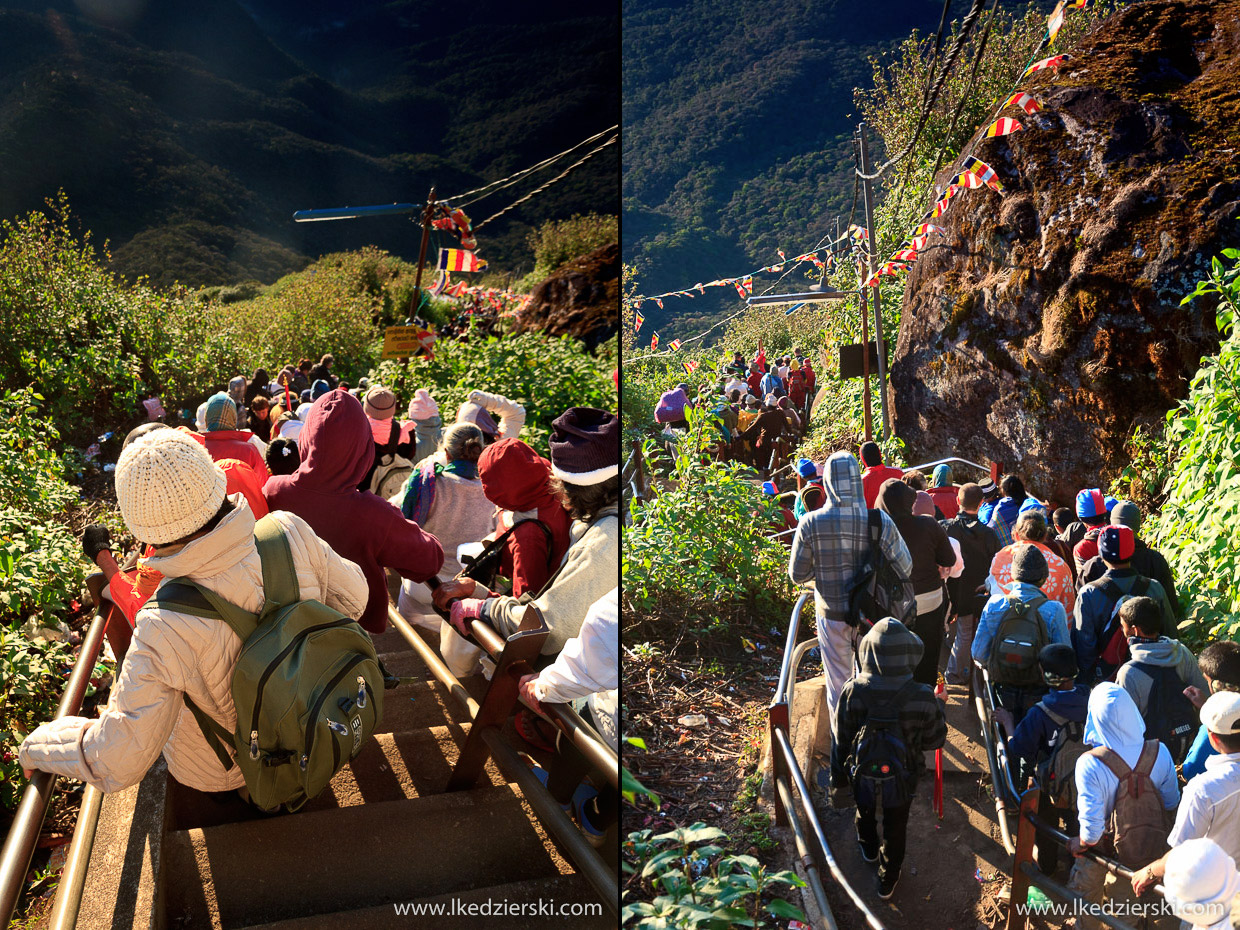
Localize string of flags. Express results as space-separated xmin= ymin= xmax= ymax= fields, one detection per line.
xmin=438 ymin=248 xmax=486 ymax=272
xmin=863 ymin=3 xmax=1083 ymax=289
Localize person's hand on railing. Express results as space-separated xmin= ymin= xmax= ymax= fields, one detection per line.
xmin=517 ymin=673 xmax=545 ymax=716
xmin=432 ymin=578 xmax=489 ymax=611
xmin=448 ymin=598 xmax=485 ymax=636
xmin=993 ymin=707 xmax=1015 ymax=736
xmin=1068 ymin=836 xmax=1093 ymax=857
xmin=1130 ymin=861 xmax=1163 ymax=895
xmin=82 ymin=525 xmax=113 ymax=563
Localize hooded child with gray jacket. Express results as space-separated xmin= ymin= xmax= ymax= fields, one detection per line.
xmin=830 ymin=619 xmax=947 ymax=900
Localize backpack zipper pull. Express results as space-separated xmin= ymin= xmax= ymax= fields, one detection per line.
xmin=327 ymin=719 xmax=349 ymax=737
xmin=356 ymin=676 xmax=367 ymax=710
xmin=249 ymin=730 xmax=260 ymax=761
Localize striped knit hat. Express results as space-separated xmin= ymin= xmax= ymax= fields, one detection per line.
xmin=549 ymin=407 xmax=618 ymax=486
xmin=115 ymin=429 xmax=226 ymax=544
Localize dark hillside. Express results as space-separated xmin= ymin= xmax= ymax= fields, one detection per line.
xmin=0 ymin=0 xmax=617 ymax=287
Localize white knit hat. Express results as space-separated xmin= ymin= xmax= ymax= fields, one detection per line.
xmin=1162 ymin=838 xmax=1240 ymax=930
xmin=115 ymin=429 xmax=227 ymax=544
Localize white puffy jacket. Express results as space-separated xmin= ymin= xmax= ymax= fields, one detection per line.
xmin=19 ymin=498 xmax=368 ymax=794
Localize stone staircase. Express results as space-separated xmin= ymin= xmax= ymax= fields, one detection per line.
xmin=76 ymin=621 xmax=615 ymax=929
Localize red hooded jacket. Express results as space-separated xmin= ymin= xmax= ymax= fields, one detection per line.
xmin=263 ymin=391 xmax=443 ymax=633
xmin=478 ymin=439 xmax=571 ymax=597
xmin=202 ymin=430 xmax=268 ymax=481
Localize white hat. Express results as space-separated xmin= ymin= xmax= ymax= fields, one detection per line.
xmin=408 ymin=389 xmax=439 ymax=421
xmin=115 ymin=429 xmax=227 ymax=544
xmin=1162 ymin=838 xmax=1240 ymax=930
xmin=1202 ymin=690 xmax=1240 ymax=735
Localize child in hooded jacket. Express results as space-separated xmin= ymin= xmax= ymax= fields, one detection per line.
xmin=830 ymin=619 xmax=947 ymax=899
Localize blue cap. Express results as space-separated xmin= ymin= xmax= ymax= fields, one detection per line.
xmin=796 ymin=458 xmax=817 ymax=479
xmin=1104 ymin=495 xmax=1118 ymax=513
xmin=311 ymin=379 xmax=331 ymax=400
xmin=1019 ymin=497 xmax=1047 ymax=516
xmin=762 ymin=481 xmax=778 ymax=496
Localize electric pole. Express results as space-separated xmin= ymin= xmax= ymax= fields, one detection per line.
xmin=856 ymin=124 xmax=891 ymax=439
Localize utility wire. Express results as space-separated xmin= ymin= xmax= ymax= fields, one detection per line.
xmin=856 ymin=0 xmax=989 ymax=180
xmin=473 ymin=136 xmax=617 ymax=230
xmin=439 ymin=125 xmax=618 ymax=208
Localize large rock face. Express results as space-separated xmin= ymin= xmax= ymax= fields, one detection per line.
xmin=514 ymin=243 xmax=619 ymax=351
xmin=890 ymin=0 xmax=1240 ymax=502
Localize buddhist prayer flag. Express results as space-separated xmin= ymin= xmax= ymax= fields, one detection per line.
xmin=1022 ymin=54 xmax=1070 ymax=78
xmin=949 ymin=171 xmax=986 ymax=189
xmin=1047 ymin=1 xmax=1066 ymax=41
xmin=1003 ymin=92 xmax=1041 ymax=115
xmin=651 ymin=332 xmax=659 ymax=351
xmin=734 ymin=281 xmax=747 ymax=298
xmin=985 ymin=117 xmax=1023 ymax=138
xmin=669 ymin=339 xmax=682 ymax=351
xmin=891 ymin=249 xmax=919 ymax=262
xmin=908 ymin=235 xmax=928 ymax=251
xmin=963 ymin=155 xmax=1004 ymax=192
xmin=437 ymin=248 xmax=484 ymax=272
xmin=849 ymin=225 xmax=869 ymax=241
xmin=683 ymin=359 xmax=699 ymax=375
xmin=912 ymin=223 xmax=945 ymax=237
xmin=655 ymin=298 xmax=664 ymax=309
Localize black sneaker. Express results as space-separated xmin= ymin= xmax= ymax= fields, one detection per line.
xmin=857 ymin=838 xmax=879 ymax=864
xmin=877 ymin=871 xmax=900 ymax=900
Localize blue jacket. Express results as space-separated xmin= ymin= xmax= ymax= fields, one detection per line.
xmin=1072 ymin=567 xmax=1174 ymax=685
xmin=987 ymin=496 xmax=1023 ymax=546
xmin=972 ymin=582 xmax=1071 ymax=666
xmin=760 ymin=372 xmax=783 ymax=398
xmin=1008 ymin=684 xmax=1090 ymax=774
xmin=1181 ymin=723 xmax=1218 ymax=781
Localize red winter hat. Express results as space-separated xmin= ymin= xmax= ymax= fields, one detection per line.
xmin=1099 ymin=525 xmax=1135 ymax=563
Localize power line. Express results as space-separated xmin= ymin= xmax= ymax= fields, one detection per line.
xmin=473 ymin=135 xmax=617 ymax=230
xmin=856 ymin=0 xmax=989 ymax=181
xmin=439 ymin=125 xmax=618 ymax=208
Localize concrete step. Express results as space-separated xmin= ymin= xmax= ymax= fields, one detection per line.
xmin=375 ymin=677 xmax=471 ymax=734
xmin=233 ymin=874 xmax=614 ymax=929
xmin=163 ymin=785 xmax=572 ymax=929
xmin=301 ymin=724 xmax=508 ymax=811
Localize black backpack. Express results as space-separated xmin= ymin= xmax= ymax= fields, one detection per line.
xmin=1133 ymin=662 xmax=1198 ymax=765
xmin=988 ymin=594 xmax=1050 ymax=687
xmin=847 ymin=510 xmax=914 ymax=628
xmin=848 ymin=680 xmax=919 ymax=806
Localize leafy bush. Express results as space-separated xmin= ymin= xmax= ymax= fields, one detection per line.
xmin=370 ymin=322 xmax=616 ymax=455
xmin=525 ymin=214 xmax=618 ymax=284
xmin=623 ymin=823 xmax=806 ymax=929
xmin=1147 ymin=252 xmax=1240 ymax=642
xmin=625 ymin=420 xmax=794 ymax=619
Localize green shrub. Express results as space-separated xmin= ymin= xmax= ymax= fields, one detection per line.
xmin=1147 ymin=251 xmax=1240 ymax=642
xmin=623 ymin=823 xmax=806 ymax=929
xmin=370 ymin=322 xmax=616 ymax=455
xmin=525 ymin=214 xmax=618 ymax=285
xmin=625 ymin=419 xmax=794 ymax=619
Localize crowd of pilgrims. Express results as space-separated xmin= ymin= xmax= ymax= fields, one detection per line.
xmin=17 ymin=356 xmax=619 ymax=845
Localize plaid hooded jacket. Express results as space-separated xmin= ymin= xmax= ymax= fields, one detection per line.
xmin=789 ymin=452 xmax=914 ymax=622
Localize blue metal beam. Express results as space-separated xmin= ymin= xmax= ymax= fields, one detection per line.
xmin=292 ymin=203 xmax=418 ymax=222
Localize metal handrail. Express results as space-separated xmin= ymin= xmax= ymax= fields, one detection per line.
xmin=770 ymin=592 xmax=888 ymax=930
xmin=385 ymin=604 xmax=618 ymax=914
xmin=0 ymin=605 xmax=108 ymax=928
xmin=1004 ymin=787 xmax=1164 ymax=930
xmin=47 ymin=785 xmax=102 ymax=930
xmin=972 ymin=665 xmax=1020 ymax=854
xmin=904 ymin=456 xmax=992 ymax=477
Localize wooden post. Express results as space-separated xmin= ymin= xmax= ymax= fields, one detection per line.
xmin=860 ymin=288 xmax=873 ymax=442
xmin=410 ymin=185 xmax=437 ymax=320
xmin=1006 ymin=788 xmax=1041 ymax=930
xmin=856 ymin=125 xmax=891 ymax=439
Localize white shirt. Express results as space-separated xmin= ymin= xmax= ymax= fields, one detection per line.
xmin=1168 ymin=751 xmax=1240 ymax=868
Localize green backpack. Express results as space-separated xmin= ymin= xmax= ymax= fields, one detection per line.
xmin=988 ymin=593 xmax=1049 ymax=687
xmin=153 ymin=515 xmax=384 ymax=812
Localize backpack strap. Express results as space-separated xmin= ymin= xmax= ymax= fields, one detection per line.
xmin=1132 ymin=576 xmax=1150 ymax=598
xmin=1087 ymin=745 xmax=1132 ymax=781
xmin=181 ymin=694 xmax=237 ymax=772
xmin=1134 ymin=739 xmax=1160 ymax=779
xmin=253 ymin=514 xmax=299 ymax=609
xmin=153 ymin=580 xmax=260 ymax=644
xmin=1042 ymin=706 xmax=1069 ymax=727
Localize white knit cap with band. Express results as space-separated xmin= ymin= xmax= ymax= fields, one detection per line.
xmin=115 ymin=428 xmax=227 ymax=544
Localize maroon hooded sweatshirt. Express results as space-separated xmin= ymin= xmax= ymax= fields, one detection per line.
xmin=478 ymin=439 xmax=571 ymax=597
xmin=263 ymin=391 xmax=443 ymax=633
xmin=203 ymin=430 xmax=268 ymax=481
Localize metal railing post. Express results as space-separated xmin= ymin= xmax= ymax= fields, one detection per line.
xmin=0 ymin=607 xmax=108 ymax=927
xmin=446 ymin=606 xmax=548 ymax=791
xmin=1007 ymin=788 xmax=1040 ymax=930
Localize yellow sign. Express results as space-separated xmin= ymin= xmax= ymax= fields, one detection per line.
xmin=382 ymin=326 xmax=426 ymax=360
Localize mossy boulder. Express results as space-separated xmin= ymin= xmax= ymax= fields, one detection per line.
xmin=890 ymin=0 xmax=1240 ymax=501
